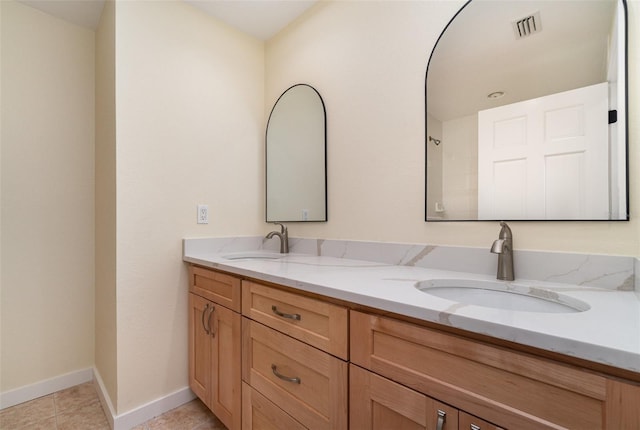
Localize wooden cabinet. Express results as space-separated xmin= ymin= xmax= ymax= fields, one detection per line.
xmin=241 ymin=281 xmax=349 ymax=430
xmin=187 ymin=265 xmax=640 ymax=430
xmin=188 ymin=266 xmax=242 ymax=430
xmin=350 ymin=310 xmax=640 ymax=430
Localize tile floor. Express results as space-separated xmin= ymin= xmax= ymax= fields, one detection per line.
xmin=0 ymin=382 xmax=227 ymax=430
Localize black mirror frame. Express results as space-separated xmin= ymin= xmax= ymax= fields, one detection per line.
xmin=424 ymin=0 xmax=629 ymax=222
xmin=265 ymin=83 xmax=328 ymax=223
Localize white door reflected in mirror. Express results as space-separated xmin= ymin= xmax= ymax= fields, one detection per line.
xmin=478 ymin=82 xmax=610 ymax=220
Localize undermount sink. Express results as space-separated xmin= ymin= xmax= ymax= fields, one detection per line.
xmin=222 ymin=252 xmax=284 ymax=260
xmin=415 ymin=279 xmax=590 ymax=313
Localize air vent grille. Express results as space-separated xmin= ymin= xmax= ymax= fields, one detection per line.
xmin=512 ymin=11 xmax=542 ymax=39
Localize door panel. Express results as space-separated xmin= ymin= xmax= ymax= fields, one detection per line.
xmin=189 ymin=293 xmax=211 ymax=408
xmin=211 ymin=304 xmax=242 ymax=430
xmin=478 ymin=82 xmax=608 ymax=219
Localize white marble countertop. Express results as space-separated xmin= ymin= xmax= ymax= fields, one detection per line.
xmin=184 ymin=248 xmax=640 ymax=375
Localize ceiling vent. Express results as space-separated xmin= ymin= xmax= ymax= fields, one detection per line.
xmin=512 ymin=11 xmax=542 ymax=39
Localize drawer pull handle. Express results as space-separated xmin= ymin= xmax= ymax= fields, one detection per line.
xmin=436 ymin=409 xmax=446 ymax=430
xmin=271 ymin=305 xmax=301 ymax=321
xmin=201 ymin=304 xmax=210 ymax=335
xmin=470 ymin=425 xmax=481 ymax=430
xmin=208 ymin=305 xmax=216 ymax=338
xmin=271 ymin=364 xmax=301 ymax=384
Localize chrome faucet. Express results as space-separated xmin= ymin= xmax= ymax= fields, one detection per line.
xmin=265 ymin=222 xmax=289 ymax=254
xmin=490 ymin=221 xmax=514 ymax=281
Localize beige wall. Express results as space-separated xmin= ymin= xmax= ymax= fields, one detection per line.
xmin=266 ymin=0 xmax=640 ymax=257
xmin=1 ymin=0 xmax=264 ymax=414
xmin=0 ymin=0 xmax=95 ymax=391
xmin=112 ymin=1 xmax=264 ymax=413
xmin=95 ymin=0 xmax=118 ymax=409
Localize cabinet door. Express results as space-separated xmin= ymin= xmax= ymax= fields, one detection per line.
xmin=210 ymin=303 xmax=242 ymax=430
xmin=189 ymin=293 xmax=212 ymax=408
xmin=350 ymin=364 xmax=459 ymax=430
xmin=189 ymin=292 xmax=242 ymax=430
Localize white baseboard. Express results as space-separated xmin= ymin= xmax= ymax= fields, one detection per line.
xmin=0 ymin=367 xmax=195 ymax=430
xmin=0 ymin=367 xmax=94 ymax=410
xmin=93 ymin=367 xmax=116 ymax=429
xmin=93 ymin=367 xmax=195 ymax=430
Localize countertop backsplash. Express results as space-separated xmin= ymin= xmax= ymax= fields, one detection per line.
xmin=183 ymin=236 xmax=637 ymax=292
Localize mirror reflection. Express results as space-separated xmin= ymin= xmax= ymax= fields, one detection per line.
xmin=266 ymin=84 xmax=327 ymax=222
xmin=426 ymin=0 xmax=628 ymax=221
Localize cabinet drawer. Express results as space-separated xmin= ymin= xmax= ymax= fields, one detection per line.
xmin=242 ymin=382 xmax=306 ymax=430
xmin=241 ymin=281 xmax=348 ymax=359
xmin=460 ymin=411 xmax=505 ymax=430
xmin=351 ymin=311 xmax=607 ymax=430
xmin=189 ymin=265 xmax=241 ymax=312
xmin=242 ymin=319 xmax=348 ymax=430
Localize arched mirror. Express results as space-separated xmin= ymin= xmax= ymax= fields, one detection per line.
xmin=425 ymin=0 xmax=628 ymax=221
xmin=266 ymin=84 xmax=327 ymax=222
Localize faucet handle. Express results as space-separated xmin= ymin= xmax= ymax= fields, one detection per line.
xmin=498 ymin=221 xmax=512 ymax=239
xmin=272 ymin=222 xmax=287 ymax=234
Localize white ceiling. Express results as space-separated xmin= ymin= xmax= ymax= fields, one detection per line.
xmin=184 ymin=0 xmax=317 ymax=40
xmin=16 ymin=0 xmax=318 ymax=40
xmin=18 ymin=0 xmax=106 ymax=29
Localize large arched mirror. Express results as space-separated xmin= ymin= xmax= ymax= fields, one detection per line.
xmin=266 ymin=84 xmax=327 ymax=222
xmin=425 ymin=0 xmax=628 ymax=221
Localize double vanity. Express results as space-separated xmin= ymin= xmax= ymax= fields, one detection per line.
xmin=187 ymin=0 xmax=636 ymax=427
xmin=183 ymin=236 xmax=640 ymax=430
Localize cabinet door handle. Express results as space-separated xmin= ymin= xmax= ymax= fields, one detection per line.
xmin=271 ymin=364 xmax=301 ymax=384
xmin=271 ymin=305 xmax=301 ymax=321
xmin=208 ymin=305 xmax=216 ymax=338
xmin=436 ymin=409 xmax=447 ymax=430
xmin=201 ymin=304 xmax=210 ymax=335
